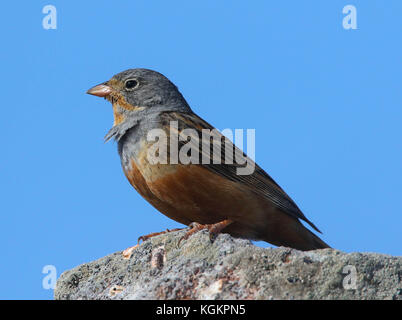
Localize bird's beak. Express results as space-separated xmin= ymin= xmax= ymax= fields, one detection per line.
xmin=86 ymin=83 xmax=113 ymax=97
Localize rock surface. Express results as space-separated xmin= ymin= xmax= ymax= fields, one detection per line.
xmin=54 ymin=230 xmax=401 ymax=300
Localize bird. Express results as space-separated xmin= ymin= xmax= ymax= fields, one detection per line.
xmin=87 ymin=68 xmax=330 ymax=251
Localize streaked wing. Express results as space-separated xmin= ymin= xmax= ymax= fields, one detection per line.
xmin=159 ymin=111 xmax=321 ymax=233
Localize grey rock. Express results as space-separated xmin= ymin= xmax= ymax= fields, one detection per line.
xmin=54 ymin=230 xmax=401 ymax=300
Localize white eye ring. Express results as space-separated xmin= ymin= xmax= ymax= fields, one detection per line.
xmin=124 ymin=78 xmax=139 ymax=91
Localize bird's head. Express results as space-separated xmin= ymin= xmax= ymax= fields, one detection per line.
xmin=87 ymin=68 xmax=191 ymax=128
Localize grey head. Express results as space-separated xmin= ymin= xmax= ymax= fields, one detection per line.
xmin=87 ymin=68 xmax=192 ymax=141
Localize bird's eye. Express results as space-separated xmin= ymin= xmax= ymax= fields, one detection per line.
xmin=125 ymin=79 xmax=139 ymax=90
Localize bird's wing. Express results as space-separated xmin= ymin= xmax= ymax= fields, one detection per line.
xmin=159 ymin=111 xmax=321 ymax=233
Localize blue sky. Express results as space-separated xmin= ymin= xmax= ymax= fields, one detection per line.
xmin=1 ymin=1 xmax=401 ymax=299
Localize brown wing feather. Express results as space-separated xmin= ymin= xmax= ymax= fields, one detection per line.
xmin=159 ymin=111 xmax=322 ymax=233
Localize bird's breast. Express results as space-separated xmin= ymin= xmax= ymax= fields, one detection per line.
xmin=120 ymin=138 xmax=265 ymax=226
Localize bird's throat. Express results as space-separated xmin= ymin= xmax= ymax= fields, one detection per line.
xmin=111 ymin=98 xmax=145 ymax=126
xmin=112 ymin=103 xmax=126 ymax=126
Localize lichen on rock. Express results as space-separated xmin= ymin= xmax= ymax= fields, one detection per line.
xmin=54 ymin=230 xmax=401 ymax=300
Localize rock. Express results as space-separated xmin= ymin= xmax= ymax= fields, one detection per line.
xmin=54 ymin=230 xmax=401 ymax=300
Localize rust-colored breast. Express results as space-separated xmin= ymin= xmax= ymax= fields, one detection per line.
xmin=123 ymin=159 xmax=189 ymax=224
xmin=124 ymin=149 xmax=267 ymax=229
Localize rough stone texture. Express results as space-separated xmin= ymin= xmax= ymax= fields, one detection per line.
xmin=54 ymin=230 xmax=401 ymax=300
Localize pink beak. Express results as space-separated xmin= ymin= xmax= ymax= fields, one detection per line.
xmin=86 ymin=84 xmax=113 ymax=97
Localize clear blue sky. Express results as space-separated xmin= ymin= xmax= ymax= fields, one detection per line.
xmin=1 ymin=1 xmax=401 ymax=299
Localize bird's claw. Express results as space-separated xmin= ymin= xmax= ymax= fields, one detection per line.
xmin=177 ymin=219 xmax=232 ymax=247
xmin=137 ymin=228 xmax=184 ymax=245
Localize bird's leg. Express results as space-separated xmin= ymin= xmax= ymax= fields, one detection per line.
xmin=122 ymin=228 xmax=184 ymax=259
xmin=178 ymin=219 xmax=233 ymax=246
xmin=137 ymin=228 xmax=184 ymax=244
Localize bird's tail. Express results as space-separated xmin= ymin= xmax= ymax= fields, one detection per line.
xmin=262 ymin=218 xmax=331 ymax=251
xmin=304 ymin=228 xmax=331 ymax=250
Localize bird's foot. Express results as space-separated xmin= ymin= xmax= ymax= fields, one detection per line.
xmin=122 ymin=228 xmax=184 ymax=259
xmin=178 ymin=219 xmax=232 ymax=247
